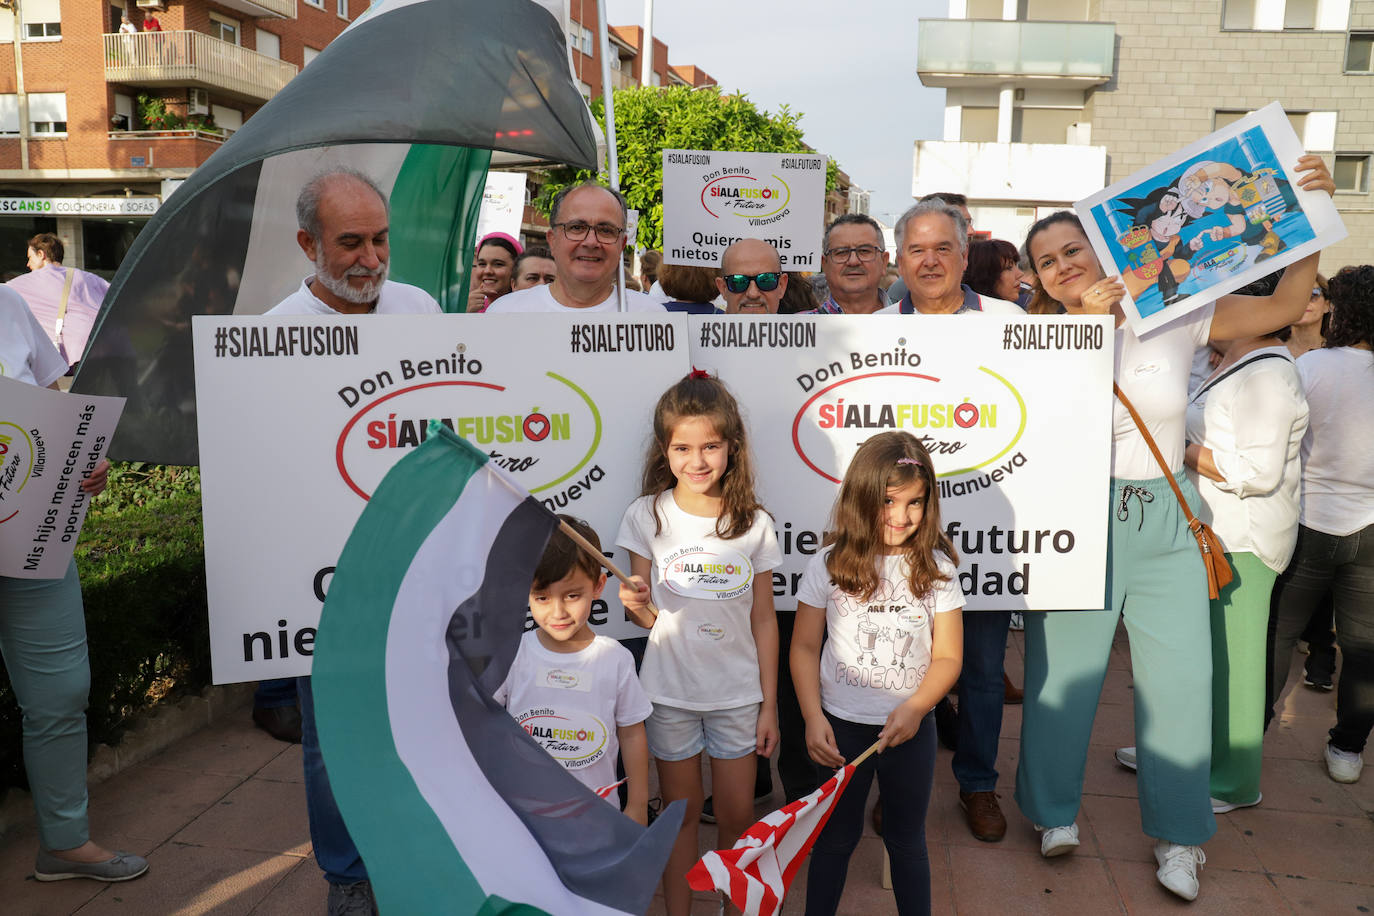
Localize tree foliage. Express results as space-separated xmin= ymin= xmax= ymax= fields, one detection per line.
xmin=537 ymin=86 xmax=840 ymax=251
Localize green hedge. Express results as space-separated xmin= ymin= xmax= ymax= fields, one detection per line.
xmin=0 ymin=465 xmax=209 ymax=790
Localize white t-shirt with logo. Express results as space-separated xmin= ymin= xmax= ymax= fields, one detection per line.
xmin=484 ymin=284 xmax=665 ymax=314
xmin=0 ymin=288 xmax=67 ymax=387
xmin=493 ymin=632 xmax=652 ymax=799
xmin=616 ymin=492 xmax=783 ymax=711
xmin=796 ymin=548 xmax=963 ymax=726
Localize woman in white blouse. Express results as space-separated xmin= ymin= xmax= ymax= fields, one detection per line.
xmin=1183 ymin=275 xmax=1308 ymax=812
xmin=1268 ymin=264 xmax=1374 ymax=785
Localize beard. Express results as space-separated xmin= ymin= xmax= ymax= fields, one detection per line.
xmin=314 ymin=252 xmax=388 ymax=305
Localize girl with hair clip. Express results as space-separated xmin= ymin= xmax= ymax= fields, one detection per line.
xmin=792 ymin=432 xmax=964 ymax=916
xmin=617 ymin=371 xmax=781 ymax=916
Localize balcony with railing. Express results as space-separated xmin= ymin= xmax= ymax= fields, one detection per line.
xmin=911 ymin=140 xmax=1107 ymax=204
xmin=917 ymin=19 xmax=1115 ymax=88
xmin=213 ymin=0 xmax=296 ymax=17
xmin=104 ymin=31 xmax=299 ymax=103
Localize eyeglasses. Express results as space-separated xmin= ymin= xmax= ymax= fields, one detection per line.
xmin=552 ymin=221 xmax=625 ymax=243
xmin=1311 ymin=287 xmax=1324 ymax=298
xmin=824 ymin=245 xmax=882 ymax=263
xmin=722 ymin=272 xmax=781 ymax=294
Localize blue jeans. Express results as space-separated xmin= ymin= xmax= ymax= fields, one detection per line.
xmin=254 ymin=678 xmax=297 ymax=709
xmin=952 ymin=610 xmax=1010 ymax=792
xmin=1268 ymin=523 xmax=1374 ymax=753
xmin=297 ymin=676 xmax=367 ymax=884
xmin=805 ymin=713 xmax=935 ymax=916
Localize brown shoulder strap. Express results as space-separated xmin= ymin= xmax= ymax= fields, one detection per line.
xmin=1112 ymin=382 xmax=1198 ymax=525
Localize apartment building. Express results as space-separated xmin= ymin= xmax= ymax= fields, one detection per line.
xmin=915 ymin=0 xmax=1372 ymax=270
xmin=0 ymin=0 xmax=363 ymax=277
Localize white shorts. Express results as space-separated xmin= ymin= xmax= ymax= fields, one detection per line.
xmin=646 ymin=702 xmax=759 ymax=761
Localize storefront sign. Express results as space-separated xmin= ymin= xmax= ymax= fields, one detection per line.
xmin=0 ymin=197 xmax=160 ymax=217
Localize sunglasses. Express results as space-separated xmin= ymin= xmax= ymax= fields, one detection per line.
xmin=722 ymin=272 xmax=781 ymax=294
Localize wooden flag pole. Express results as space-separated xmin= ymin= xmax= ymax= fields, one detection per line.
xmin=558 ymin=518 xmax=659 ymax=617
xmin=847 ymin=738 xmax=885 ymax=769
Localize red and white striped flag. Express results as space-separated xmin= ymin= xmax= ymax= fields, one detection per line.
xmin=687 ymin=764 xmax=856 ymax=916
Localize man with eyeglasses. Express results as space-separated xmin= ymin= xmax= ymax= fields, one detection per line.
xmin=812 ymin=213 xmax=891 ymax=315
xmin=485 ymin=182 xmax=663 ymax=314
xmin=715 ymin=238 xmax=788 ymax=315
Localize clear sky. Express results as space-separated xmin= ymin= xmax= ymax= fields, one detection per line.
xmin=602 ymin=0 xmax=950 ymax=227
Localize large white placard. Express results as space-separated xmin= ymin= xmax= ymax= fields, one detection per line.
xmin=0 ymin=377 xmax=124 ymax=578
xmin=688 ymin=314 xmax=1114 ymax=611
xmin=193 ymin=314 xmax=690 ymax=683
xmin=661 ymin=149 xmax=826 ymax=269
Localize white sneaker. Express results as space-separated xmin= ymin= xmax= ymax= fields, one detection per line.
xmin=1325 ymin=743 xmax=1364 ymax=783
xmin=1154 ymin=840 xmax=1205 ymax=901
xmin=1035 ymin=823 xmax=1079 ymax=857
xmin=1115 ymin=746 xmax=1138 ymax=771
xmin=1211 ymin=793 xmax=1261 ymax=814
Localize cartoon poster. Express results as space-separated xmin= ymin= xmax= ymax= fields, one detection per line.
xmin=1077 ymin=102 xmax=1347 ymax=335
xmin=193 ymin=313 xmax=690 ymax=683
xmin=660 ymin=149 xmax=826 ymax=268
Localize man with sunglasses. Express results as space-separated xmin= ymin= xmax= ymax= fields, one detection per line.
xmin=812 ymin=213 xmax=891 ymax=315
xmin=485 ymin=182 xmax=662 ymax=314
xmin=715 ymin=238 xmax=788 ymax=314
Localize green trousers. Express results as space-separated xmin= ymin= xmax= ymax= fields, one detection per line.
xmin=1016 ymin=474 xmax=1217 ymax=846
xmin=1209 ymin=551 xmax=1275 ymax=805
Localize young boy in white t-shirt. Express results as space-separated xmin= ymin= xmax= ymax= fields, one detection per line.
xmin=493 ymin=516 xmax=653 ymax=823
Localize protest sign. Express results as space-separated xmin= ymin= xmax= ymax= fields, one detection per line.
xmin=475 ymin=171 xmax=528 ymax=242
xmin=193 ymin=313 xmax=690 ymax=683
xmin=661 ymin=149 xmax=826 ymax=269
xmin=689 ymin=314 xmax=1114 ymax=611
xmin=0 ymin=376 xmax=124 ymax=578
xmin=1077 ymin=102 xmax=1346 ymax=335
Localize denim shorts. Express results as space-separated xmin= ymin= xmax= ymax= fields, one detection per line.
xmin=646 ymin=702 xmax=759 ymax=761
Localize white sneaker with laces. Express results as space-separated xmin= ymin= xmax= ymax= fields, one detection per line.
xmin=1035 ymin=823 xmax=1079 ymax=857
xmin=1211 ymin=793 xmax=1261 ymax=814
xmin=1115 ymin=746 xmax=1138 ymax=771
xmin=1154 ymin=840 xmax=1205 ymax=901
xmin=1325 ymin=743 xmax=1364 ymax=783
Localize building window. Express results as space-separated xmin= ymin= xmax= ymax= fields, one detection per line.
xmin=580 ymin=26 xmax=594 ymax=55
xmin=0 ymin=94 xmax=19 ymax=136
xmin=1346 ymin=32 xmax=1374 ymax=71
xmin=21 ymin=0 xmax=61 ymax=40
xmin=960 ymin=107 xmax=999 ymax=143
xmin=1222 ymin=0 xmax=1348 ymax=30
xmin=303 ymin=46 xmax=321 ymax=67
xmin=256 ymin=28 xmax=281 ymax=60
xmin=210 ymin=13 xmax=240 ymax=45
xmin=112 ymin=93 xmax=134 ymax=131
xmin=28 ymin=92 xmax=67 ymax=136
xmin=1015 ymin=108 xmax=1083 ymax=144
xmin=1215 ymin=109 xmax=1337 ymax=151
xmin=338 ymin=0 xmax=349 ymax=18
xmin=1334 ymin=154 xmax=1370 ymax=193
xmin=304 ymin=0 xmax=325 ymax=8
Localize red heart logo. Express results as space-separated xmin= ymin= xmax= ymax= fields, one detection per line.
xmin=953 ymin=403 xmax=979 ymax=428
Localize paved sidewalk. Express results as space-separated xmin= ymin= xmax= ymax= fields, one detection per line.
xmin=1 ymin=626 xmax=1370 ymax=914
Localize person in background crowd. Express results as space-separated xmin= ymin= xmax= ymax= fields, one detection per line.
xmin=118 ymin=13 xmax=137 ymax=34
xmin=1284 ymin=273 xmax=1337 ymax=690
xmin=466 ymin=232 xmax=521 ymax=313
xmin=7 ymin=233 xmax=111 ymax=372
xmin=142 ymin=11 xmax=161 ymax=30
xmin=879 ymin=198 xmax=1022 ymax=847
xmin=715 ymin=238 xmax=787 ymax=316
xmin=484 ymin=183 xmax=662 ymax=314
xmin=658 ymin=262 xmax=720 ymax=314
xmin=270 ymin=168 xmax=443 ymax=916
xmin=964 ymin=239 xmax=1029 ymax=310
xmin=0 ymin=288 xmax=145 ymax=886
xmin=813 ymin=214 xmax=890 ymax=314
xmin=511 ymin=245 xmax=556 ymax=291
xmin=640 ymin=249 xmax=666 ymax=301
xmin=1015 ymin=152 xmax=1330 ymax=902
xmin=1266 ymin=263 xmax=1374 ymax=786
xmin=778 ymin=272 xmax=820 ymax=315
